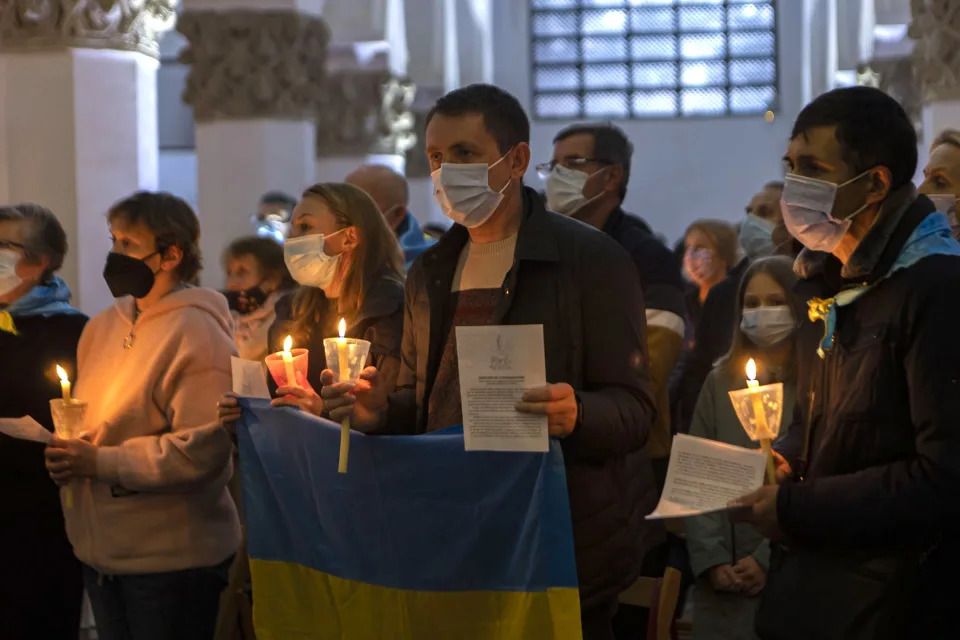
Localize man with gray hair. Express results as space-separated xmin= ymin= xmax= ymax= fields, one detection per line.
xmin=0 ymin=203 xmax=86 ymax=639
xmin=346 ymin=164 xmax=436 ymax=269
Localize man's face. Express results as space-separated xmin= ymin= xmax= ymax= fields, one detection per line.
xmin=746 ymin=186 xmax=783 ymax=224
xmin=550 ymin=133 xmax=615 ymax=200
xmin=425 ymin=112 xmax=520 ymax=190
xmin=782 ymin=125 xmax=876 ymax=221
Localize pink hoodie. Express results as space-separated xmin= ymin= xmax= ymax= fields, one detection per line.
xmin=66 ymin=287 xmax=241 ymax=574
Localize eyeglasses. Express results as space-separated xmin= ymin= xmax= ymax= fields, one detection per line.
xmin=0 ymin=239 xmax=25 ymax=251
xmin=535 ymin=157 xmax=607 ymax=180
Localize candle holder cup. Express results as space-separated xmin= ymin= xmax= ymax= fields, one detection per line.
xmin=728 ymin=382 xmax=784 ymax=441
xmin=322 ymin=338 xmax=371 ymax=383
xmin=265 ymin=348 xmax=309 ymax=388
xmin=50 ymin=399 xmax=87 ymax=439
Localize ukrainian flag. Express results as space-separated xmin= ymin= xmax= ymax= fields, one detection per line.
xmin=236 ymin=398 xmax=582 ymax=640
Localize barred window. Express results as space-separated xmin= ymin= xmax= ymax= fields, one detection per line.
xmin=530 ymin=0 xmax=778 ymax=120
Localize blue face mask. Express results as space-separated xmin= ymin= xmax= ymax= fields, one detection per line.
xmin=780 ymin=171 xmax=870 ymax=252
xmin=739 ymin=214 xmax=777 ymax=260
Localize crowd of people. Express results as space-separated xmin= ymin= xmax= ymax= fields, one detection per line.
xmin=1 ymin=82 xmax=958 ymax=640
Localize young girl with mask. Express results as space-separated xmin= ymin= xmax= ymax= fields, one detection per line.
xmin=684 ymin=256 xmax=799 ymax=640
xmin=43 ymin=192 xmax=241 ymax=640
xmin=222 ymin=236 xmax=296 ymax=361
xmin=222 ymin=182 xmax=405 ymax=417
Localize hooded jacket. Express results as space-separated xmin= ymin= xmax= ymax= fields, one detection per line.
xmin=65 ymin=287 xmax=241 ymax=575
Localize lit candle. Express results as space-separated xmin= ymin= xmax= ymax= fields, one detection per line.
xmin=337 ymin=318 xmax=350 ymax=474
xmin=746 ymin=358 xmax=777 ymax=484
xmin=282 ymin=335 xmax=297 ymax=388
xmin=56 ymin=365 xmax=72 ymax=403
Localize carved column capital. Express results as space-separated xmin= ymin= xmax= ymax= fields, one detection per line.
xmin=316 ymin=70 xmax=417 ymax=157
xmin=909 ymin=0 xmax=960 ymax=102
xmin=0 ymin=0 xmax=177 ymax=57
xmin=177 ymin=10 xmax=330 ymax=122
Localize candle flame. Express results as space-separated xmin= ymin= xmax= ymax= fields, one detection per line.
xmin=283 ymin=335 xmax=293 ymax=353
xmin=746 ymin=358 xmax=757 ymax=382
xmin=338 ymin=318 xmax=346 ymax=339
xmin=56 ymin=364 xmax=69 ymax=383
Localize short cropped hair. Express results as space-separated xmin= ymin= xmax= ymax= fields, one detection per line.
xmin=791 ymin=86 xmax=917 ymax=189
xmin=426 ymin=84 xmax=530 ymax=154
xmin=108 ymin=192 xmax=202 ymax=283
xmin=0 ymin=203 xmax=67 ymax=281
xmin=223 ymin=236 xmax=294 ymax=289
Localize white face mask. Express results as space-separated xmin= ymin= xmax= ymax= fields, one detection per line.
xmin=739 ymin=214 xmax=777 ymax=260
xmin=431 ymin=153 xmax=511 ymax=228
xmin=928 ymin=193 xmax=959 ymax=232
xmin=780 ymin=171 xmax=870 ymax=253
xmin=741 ymin=305 xmax=796 ymax=347
xmin=0 ymin=249 xmax=23 ymax=297
xmin=283 ymin=230 xmax=344 ymax=289
xmin=545 ymin=164 xmax=589 ymax=216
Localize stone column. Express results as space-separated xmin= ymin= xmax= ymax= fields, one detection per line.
xmin=177 ymin=0 xmax=329 ymax=288
xmin=910 ymin=0 xmax=960 ymax=149
xmin=0 ymin=0 xmax=176 ymax=314
xmin=313 ymin=0 xmax=417 ymax=186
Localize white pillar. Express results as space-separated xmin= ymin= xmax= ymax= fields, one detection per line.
xmin=179 ymin=0 xmax=328 ymax=288
xmin=0 ymin=2 xmax=174 ymax=316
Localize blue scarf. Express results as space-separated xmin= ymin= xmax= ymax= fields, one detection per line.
xmin=808 ymin=213 xmax=960 ymax=357
xmin=0 ymin=277 xmax=83 ymax=335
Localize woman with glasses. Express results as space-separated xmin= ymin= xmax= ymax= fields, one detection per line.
xmin=0 ymin=204 xmax=86 ymax=639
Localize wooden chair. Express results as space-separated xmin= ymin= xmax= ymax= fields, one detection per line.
xmin=618 ymin=567 xmax=683 ymax=640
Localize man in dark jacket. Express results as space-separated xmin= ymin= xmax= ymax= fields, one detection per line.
xmin=0 ymin=204 xmax=86 ymax=639
xmin=732 ymin=86 xmax=960 ymax=640
xmin=542 ymin=122 xmax=686 ymax=483
xmin=321 ymin=84 xmax=659 ymax=639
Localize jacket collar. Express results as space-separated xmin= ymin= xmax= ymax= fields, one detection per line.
xmin=794 ymin=183 xmax=928 ymax=283
xmin=601 ymin=206 xmax=625 ymax=236
xmin=423 ymin=187 xmax=562 ymax=267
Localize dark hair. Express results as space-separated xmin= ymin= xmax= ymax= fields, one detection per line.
xmin=426 ymin=84 xmax=530 ymax=153
xmin=223 ymin=236 xmax=295 ymax=289
xmin=0 ymin=203 xmax=67 ymax=281
xmin=764 ymin=180 xmax=784 ymax=191
xmin=791 ymin=86 xmax=917 ymax=189
xmin=260 ymin=191 xmax=297 ymax=210
xmin=108 ymin=192 xmax=202 ymax=283
xmin=291 ymin=183 xmax=404 ymax=341
xmin=554 ymin=122 xmax=633 ymax=201
xmin=717 ymin=256 xmax=802 ymax=378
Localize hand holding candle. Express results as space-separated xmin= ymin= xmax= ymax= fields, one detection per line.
xmin=323 ymin=318 xmax=372 ymax=474
xmin=265 ymin=336 xmax=309 ymax=390
xmin=51 ymin=364 xmax=85 ymax=509
xmin=728 ymin=358 xmax=782 ymax=485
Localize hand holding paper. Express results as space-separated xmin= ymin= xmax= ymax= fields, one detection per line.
xmin=646 ymin=434 xmax=766 ymax=520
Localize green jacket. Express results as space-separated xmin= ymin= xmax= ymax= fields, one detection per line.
xmin=685 ymin=365 xmax=796 ymax=577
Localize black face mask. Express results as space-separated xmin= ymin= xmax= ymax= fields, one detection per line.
xmin=103 ymin=252 xmax=159 ymax=299
xmin=222 ymin=286 xmax=268 ymax=315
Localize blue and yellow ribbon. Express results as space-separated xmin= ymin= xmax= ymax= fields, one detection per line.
xmin=0 ymin=311 xmax=18 ymax=335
